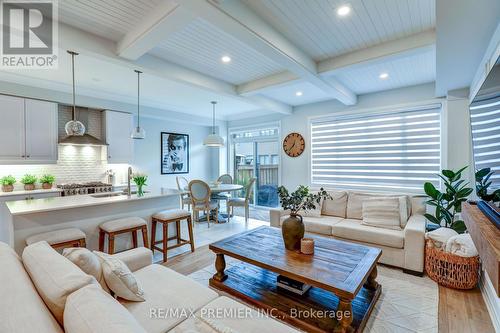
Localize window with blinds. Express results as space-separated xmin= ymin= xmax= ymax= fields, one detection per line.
xmin=470 ymin=95 xmax=500 ymax=190
xmin=310 ymin=105 xmax=442 ymax=193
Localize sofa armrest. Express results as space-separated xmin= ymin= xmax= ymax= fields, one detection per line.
xmin=403 ymin=214 xmax=426 ymax=272
xmin=269 ymin=209 xmax=290 ymax=228
xmin=111 ymin=247 xmax=152 ymax=272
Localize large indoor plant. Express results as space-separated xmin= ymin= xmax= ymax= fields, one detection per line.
xmin=1 ymin=175 xmax=16 ymax=192
xmin=423 ymin=166 xmax=473 ymax=234
xmin=277 ymin=185 xmax=331 ymax=251
xmin=20 ymin=174 xmax=37 ymax=191
xmin=39 ymin=174 xmax=56 ymax=189
xmin=475 ymin=167 xmax=500 ymax=205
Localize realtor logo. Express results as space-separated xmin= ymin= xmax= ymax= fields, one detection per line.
xmin=1 ymin=0 xmax=58 ymax=69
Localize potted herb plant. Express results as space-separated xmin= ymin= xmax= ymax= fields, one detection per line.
xmin=21 ymin=174 xmax=37 ymax=191
xmin=1 ymin=175 xmax=16 ymax=192
xmin=423 ymin=166 xmax=473 ymax=234
xmin=132 ymin=173 xmax=147 ymax=197
xmin=39 ymin=174 xmax=56 ymax=189
xmin=277 ymin=185 xmax=331 ymax=251
xmin=475 ymin=167 xmax=500 ymax=205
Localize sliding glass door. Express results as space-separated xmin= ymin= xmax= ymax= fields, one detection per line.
xmin=230 ymin=125 xmax=280 ymax=208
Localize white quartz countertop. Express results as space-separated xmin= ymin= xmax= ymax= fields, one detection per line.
xmin=6 ymin=188 xmax=182 ymax=216
xmin=0 ymin=188 xmax=62 ymax=197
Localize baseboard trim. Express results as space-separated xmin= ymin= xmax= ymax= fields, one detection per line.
xmin=479 ymin=271 xmax=500 ymax=332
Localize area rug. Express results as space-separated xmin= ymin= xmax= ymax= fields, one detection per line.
xmin=188 ymin=262 xmax=438 ymax=333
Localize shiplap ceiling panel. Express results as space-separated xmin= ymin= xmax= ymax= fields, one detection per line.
xmin=150 ymin=18 xmax=285 ymax=85
xmin=243 ymin=0 xmax=436 ymax=61
xmin=59 ymin=0 xmax=163 ymax=41
xmin=259 ymin=81 xmax=332 ymax=106
xmin=328 ymin=48 xmax=436 ymax=94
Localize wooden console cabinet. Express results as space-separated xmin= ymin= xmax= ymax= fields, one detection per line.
xmin=462 ymin=202 xmax=500 ymax=296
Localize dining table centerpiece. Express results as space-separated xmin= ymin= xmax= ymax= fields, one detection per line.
xmin=132 ymin=173 xmax=148 ymax=197
xmin=277 ymin=185 xmax=331 ymax=251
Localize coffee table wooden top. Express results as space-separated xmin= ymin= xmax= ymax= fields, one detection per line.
xmin=209 ymin=226 xmax=381 ymax=299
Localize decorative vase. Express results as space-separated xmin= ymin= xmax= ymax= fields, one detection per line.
xmin=2 ymin=185 xmax=14 ymax=192
xmin=281 ymin=213 xmax=305 ymax=251
xmin=137 ymin=185 xmax=144 ymax=197
xmin=24 ymin=184 xmax=35 ymax=191
xmin=42 ymin=183 xmax=52 ymax=189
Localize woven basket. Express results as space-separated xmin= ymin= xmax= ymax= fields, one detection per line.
xmin=425 ymin=240 xmax=480 ymax=290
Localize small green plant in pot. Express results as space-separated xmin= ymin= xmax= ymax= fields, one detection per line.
xmin=1 ymin=175 xmax=16 ymax=192
xmin=132 ymin=173 xmax=147 ymax=197
xmin=475 ymin=167 xmax=500 ymax=205
xmin=21 ymin=174 xmax=37 ymax=191
xmin=423 ymin=166 xmax=473 ymax=234
xmin=39 ymin=174 xmax=56 ymax=189
xmin=277 ymin=185 xmax=331 ymax=251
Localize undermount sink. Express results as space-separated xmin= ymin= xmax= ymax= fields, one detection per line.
xmin=90 ymin=192 xmax=123 ymax=198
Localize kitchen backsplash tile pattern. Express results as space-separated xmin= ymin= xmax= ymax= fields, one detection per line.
xmin=0 ymin=146 xmax=128 ymax=189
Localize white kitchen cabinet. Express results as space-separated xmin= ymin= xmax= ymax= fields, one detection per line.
xmin=0 ymin=191 xmax=61 ymax=201
xmin=0 ymin=95 xmax=25 ymax=162
xmin=25 ymin=99 xmax=58 ymax=162
xmin=0 ymin=95 xmax=58 ymax=164
xmin=104 ymin=110 xmax=133 ymax=164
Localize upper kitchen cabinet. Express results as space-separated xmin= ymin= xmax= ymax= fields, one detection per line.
xmin=0 ymin=95 xmax=58 ymax=164
xmin=103 ymin=110 xmax=133 ymax=163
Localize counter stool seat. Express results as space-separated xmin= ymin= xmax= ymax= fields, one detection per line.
xmin=26 ymin=228 xmax=86 ymax=249
xmin=151 ymin=209 xmax=194 ymax=262
xmin=99 ymin=217 xmax=148 ymax=254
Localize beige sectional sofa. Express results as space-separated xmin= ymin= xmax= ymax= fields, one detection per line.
xmin=270 ymin=190 xmax=427 ymax=274
xmin=0 ymin=241 xmax=299 ymax=333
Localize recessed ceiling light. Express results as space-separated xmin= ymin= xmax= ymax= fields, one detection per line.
xmin=221 ymin=56 xmax=231 ymax=63
xmin=337 ymin=5 xmax=351 ymax=16
xmin=379 ymin=72 xmax=389 ymax=79
xmin=295 ymin=91 xmax=303 ymax=96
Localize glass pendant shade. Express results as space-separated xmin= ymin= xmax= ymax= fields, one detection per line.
xmin=131 ymin=69 xmax=146 ymax=139
xmin=64 ymin=119 xmax=85 ymax=136
xmin=204 ymin=101 xmax=224 ymax=147
xmin=131 ymin=126 xmax=146 ymax=139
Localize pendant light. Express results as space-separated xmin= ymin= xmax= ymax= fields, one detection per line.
xmin=131 ymin=69 xmax=146 ymax=139
xmin=203 ymin=101 xmax=224 ymax=147
xmin=64 ymin=50 xmax=85 ymax=136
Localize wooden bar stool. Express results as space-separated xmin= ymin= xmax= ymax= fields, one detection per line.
xmin=26 ymin=228 xmax=86 ymax=250
xmin=99 ymin=217 xmax=148 ymax=254
xmin=151 ymin=209 xmax=194 ymax=262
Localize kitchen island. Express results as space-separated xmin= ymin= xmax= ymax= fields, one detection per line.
xmin=1 ymin=188 xmax=184 ymax=254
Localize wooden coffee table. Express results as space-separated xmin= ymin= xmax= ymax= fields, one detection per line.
xmin=209 ymin=226 xmax=381 ymax=333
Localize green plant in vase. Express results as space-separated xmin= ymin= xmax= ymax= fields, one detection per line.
xmin=423 ymin=166 xmax=473 ymax=234
xmin=277 ymin=185 xmax=331 ymax=250
xmin=39 ymin=174 xmax=56 ymax=189
xmin=21 ymin=174 xmax=37 ymax=191
xmin=132 ymin=173 xmax=147 ymax=197
xmin=1 ymin=175 xmax=16 ymax=192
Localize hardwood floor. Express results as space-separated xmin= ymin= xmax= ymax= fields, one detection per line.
xmin=165 ymin=245 xmax=495 ymax=333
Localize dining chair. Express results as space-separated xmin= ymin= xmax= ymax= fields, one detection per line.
xmin=212 ymin=173 xmax=233 ymax=205
xmin=176 ymin=176 xmax=191 ymax=210
xmin=217 ymin=174 xmax=233 ymax=184
xmin=227 ymin=177 xmax=256 ymax=223
xmin=188 ymin=180 xmax=219 ymax=227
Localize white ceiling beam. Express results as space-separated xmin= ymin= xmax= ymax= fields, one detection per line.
xmin=180 ymin=0 xmax=357 ymax=105
xmin=318 ymin=29 xmax=436 ymax=75
xmin=117 ymin=2 xmax=195 ymax=60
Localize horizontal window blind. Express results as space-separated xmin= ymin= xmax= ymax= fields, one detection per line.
xmin=310 ymin=105 xmax=442 ymax=193
xmin=470 ymin=95 xmax=500 ymax=190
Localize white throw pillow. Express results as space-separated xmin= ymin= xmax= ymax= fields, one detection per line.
xmin=426 ymin=227 xmax=458 ymax=250
xmin=362 ymin=198 xmax=402 ymax=230
xmin=63 ymin=248 xmax=110 ymax=292
xmin=94 ymin=252 xmax=145 ymax=302
xmin=300 ymin=198 xmax=323 ymax=217
xmin=322 ymin=191 xmax=348 ymax=218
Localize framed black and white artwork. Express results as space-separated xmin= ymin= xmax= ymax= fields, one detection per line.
xmin=161 ymin=132 xmax=189 ymax=174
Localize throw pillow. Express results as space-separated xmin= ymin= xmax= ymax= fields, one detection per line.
xmin=362 ymin=198 xmax=402 ymax=230
xmin=63 ymin=248 xmax=110 ymax=292
xmin=94 ymin=252 xmax=145 ymax=302
xmin=322 ymin=191 xmax=348 ymax=218
xmin=300 ymin=198 xmax=323 ymax=217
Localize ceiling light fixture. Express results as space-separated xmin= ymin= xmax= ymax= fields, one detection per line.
xmin=204 ymin=101 xmax=225 ymax=148
xmin=337 ymin=5 xmax=351 ymax=16
xmin=379 ymin=72 xmax=389 ymax=79
xmin=131 ymin=70 xmax=146 ymax=139
xmin=221 ymin=56 xmax=231 ymax=63
xmin=295 ymin=91 xmax=303 ymax=96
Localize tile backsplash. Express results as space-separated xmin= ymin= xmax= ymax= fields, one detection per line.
xmin=0 ymin=146 xmax=128 ymax=189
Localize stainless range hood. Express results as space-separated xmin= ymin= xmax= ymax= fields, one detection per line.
xmin=59 ymin=107 xmax=108 ymax=146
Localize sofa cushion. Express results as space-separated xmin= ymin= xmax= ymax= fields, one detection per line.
xmin=63 ymin=248 xmax=109 ymax=292
xmin=332 ymin=219 xmax=404 ymax=248
xmin=171 ymin=296 xmax=300 ymax=333
xmin=280 ymin=215 xmax=344 ymax=235
xmin=346 ymin=192 xmax=411 ymax=222
xmin=322 ymin=191 xmax=348 ymax=218
xmin=121 ymin=264 xmax=218 ymax=333
xmin=22 ymin=241 xmax=97 ymax=325
xmin=64 ymin=284 xmax=146 ymax=333
xmin=362 ymin=197 xmax=402 ymax=230
xmin=0 ymin=242 xmax=63 ymax=333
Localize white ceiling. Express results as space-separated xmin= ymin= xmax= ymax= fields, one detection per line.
xmin=258 ymin=80 xmax=332 ymax=106
xmin=243 ymin=0 xmax=435 ymax=61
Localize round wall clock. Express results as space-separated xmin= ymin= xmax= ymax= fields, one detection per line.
xmin=283 ymin=132 xmax=305 ymax=157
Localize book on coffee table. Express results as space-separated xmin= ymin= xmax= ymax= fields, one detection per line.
xmin=277 ymin=275 xmax=311 ymax=295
